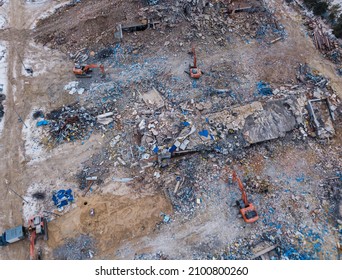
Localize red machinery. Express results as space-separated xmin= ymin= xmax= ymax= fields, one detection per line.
xmin=27 ymin=215 xmax=48 ymax=260
xmin=73 ymin=64 xmax=105 ymax=78
xmin=187 ymin=47 xmax=202 ymax=79
xmin=232 ymin=171 xmax=259 ymax=223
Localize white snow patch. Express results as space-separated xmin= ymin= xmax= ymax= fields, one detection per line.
xmin=330 ymin=1 xmax=342 ymax=17
xmin=22 ymin=180 xmax=77 ymax=222
xmin=22 ymin=108 xmax=50 ymax=164
xmin=0 ymin=15 xmax=6 ymax=29
xmin=29 ymin=0 xmax=72 ymax=29
xmin=64 ymin=81 xmax=85 ymax=95
xmin=0 ymin=0 xmax=8 ymax=29
xmin=22 ymin=41 xmax=66 ymax=77
xmin=0 ymin=42 xmax=7 ymax=136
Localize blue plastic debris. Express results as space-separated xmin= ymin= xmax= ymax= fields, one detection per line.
xmin=256 ymin=81 xmax=273 ymax=96
xmin=138 ymin=146 xmax=146 ymax=153
xmin=198 ymin=130 xmax=209 ymax=138
xmin=163 ymin=215 xmax=170 ymax=223
xmin=214 ymin=146 xmax=222 ymax=152
xmin=160 ymin=212 xmax=171 ymax=223
xmin=52 ymin=189 xmax=74 ymax=209
xmin=148 ymin=0 xmax=159 ymax=5
xmin=296 ymin=175 xmax=305 ymax=183
xmin=169 ymin=145 xmax=177 ymax=153
xmin=153 ymin=146 xmax=159 ymax=153
xmin=182 ymin=121 xmax=190 ymax=127
xmin=36 ymin=120 xmax=49 ymax=127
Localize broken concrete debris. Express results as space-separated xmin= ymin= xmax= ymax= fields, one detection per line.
xmin=96 ymin=112 xmax=114 ymax=125
xmin=140 ymin=87 xmax=164 ymax=109
xmin=307 ymin=99 xmax=335 ymax=138
xmin=5 ymin=0 xmax=340 ymax=262
xmin=41 ymin=105 xmax=102 ymax=145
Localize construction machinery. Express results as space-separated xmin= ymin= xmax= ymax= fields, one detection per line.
xmin=27 ymin=215 xmax=48 ymax=260
xmin=232 ymin=171 xmax=259 ymax=223
xmin=0 ymin=214 xmax=48 ymax=260
xmin=0 ymin=225 xmax=26 ymax=246
xmin=186 ymin=47 xmax=202 ymax=79
xmin=73 ymin=64 xmax=105 ymax=78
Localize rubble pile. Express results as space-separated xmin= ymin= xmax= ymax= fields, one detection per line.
xmin=138 ymin=0 xmax=285 ymax=45
xmin=244 ymin=176 xmax=273 ymax=194
xmin=220 ymin=227 xmax=328 ymax=260
xmin=53 ymin=234 xmax=96 ymax=260
xmin=296 ymin=64 xmax=339 ymax=139
xmin=296 ymin=4 xmax=342 ymax=72
xmin=25 ymin=0 xmax=342 ymax=260
xmin=45 ymin=105 xmax=96 ymax=145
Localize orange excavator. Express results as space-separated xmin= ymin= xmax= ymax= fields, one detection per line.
xmin=185 ymin=47 xmax=202 ymax=79
xmin=232 ymin=171 xmax=259 ymax=223
xmin=27 ymin=215 xmax=48 ymax=260
xmin=73 ymin=64 xmax=105 ymax=78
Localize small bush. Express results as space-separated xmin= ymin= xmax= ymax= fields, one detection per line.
xmin=328 ymin=4 xmax=341 ymax=23
xmin=333 ymin=23 xmax=342 ymax=38
xmin=303 ymin=0 xmax=316 ymax=9
xmin=303 ymin=0 xmax=329 ymax=16
xmin=313 ymin=1 xmax=329 ymax=16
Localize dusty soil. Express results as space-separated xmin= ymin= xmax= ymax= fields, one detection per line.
xmin=34 ymin=0 xmax=146 ymax=52
xmin=48 ymin=192 xmax=172 ymax=258
xmin=0 ymin=0 xmax=341 ymax=260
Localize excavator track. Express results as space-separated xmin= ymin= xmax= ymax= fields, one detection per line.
xmin=43 ymin=217 xmax=48 ymax=241
xmin=75 ymin=74 xmax=92 ymax=78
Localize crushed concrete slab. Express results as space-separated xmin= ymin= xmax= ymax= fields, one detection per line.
xmin=141 ymin=87 xmax=165 ymax=109
xmin=242 ymin=97 xmax=303 ymax=144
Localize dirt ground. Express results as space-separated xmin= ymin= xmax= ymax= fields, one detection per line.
xmin=0 ymin=0 xmax=341 ymax=260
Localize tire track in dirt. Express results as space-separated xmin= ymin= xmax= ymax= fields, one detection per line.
xmin=0 ymin=0 xmax=29 ymax=259
xmin=0 ymin=0 xmax=69 ymax=260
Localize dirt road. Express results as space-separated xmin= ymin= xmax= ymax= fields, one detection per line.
xmin=0 ymin=0 xmax=72 ymax=259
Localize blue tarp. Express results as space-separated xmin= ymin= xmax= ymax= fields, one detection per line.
xmin=36 ymin=120 xmax=49 ymax=127
xmin=198 ymin=130 xmax=209 ymax=138
xmin=52 ymin=189 xmax=74 ymax=208
xmin=169 ymin=145 xmax=177 ymax=153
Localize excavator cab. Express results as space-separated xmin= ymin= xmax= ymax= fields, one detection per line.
xmin=190 ymin=67 xmax=202 ymax=79
xmin=236 ymin=199 xmax=258 ymax=223
xmin=73 ymin=64 xmax=105 ymax=78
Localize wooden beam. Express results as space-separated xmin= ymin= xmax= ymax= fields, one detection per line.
xmin=251 ymin=245 xmax=277 ymax=259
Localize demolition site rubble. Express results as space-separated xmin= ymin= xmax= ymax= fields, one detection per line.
xmin=0 ymin=0 xmax=341 ymax=261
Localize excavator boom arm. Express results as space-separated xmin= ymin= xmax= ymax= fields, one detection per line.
xmin=84 ymin=64 xmax=104 ymax=73
xmin=232 ymin=171 xmax=249 ymax=206
xmin=192 ymin=47 xmax=197 ymax=68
